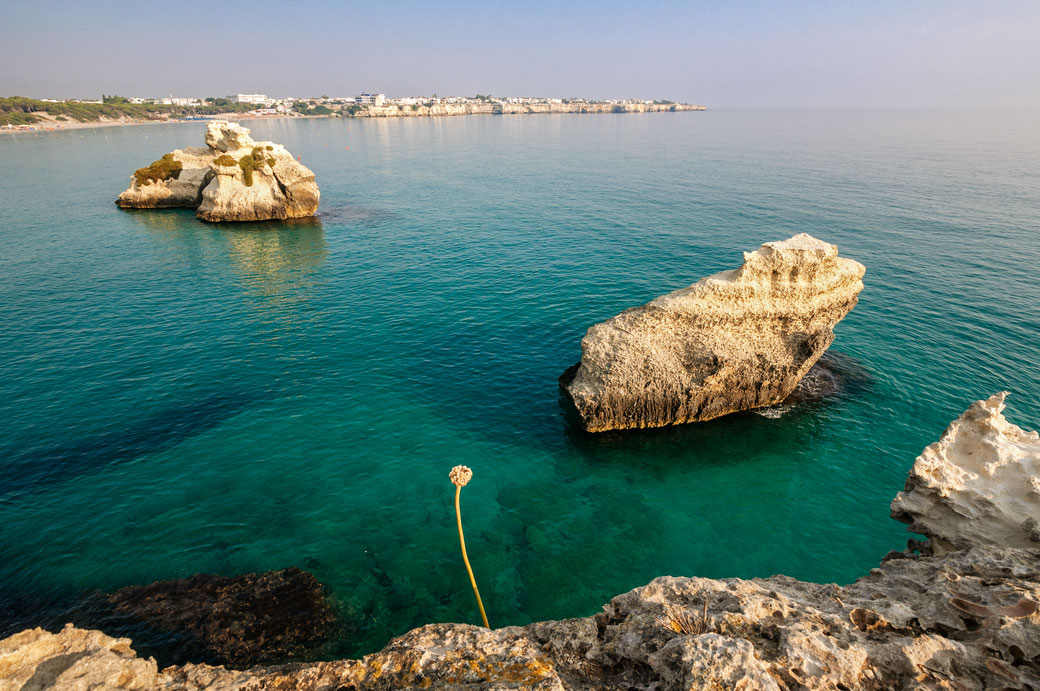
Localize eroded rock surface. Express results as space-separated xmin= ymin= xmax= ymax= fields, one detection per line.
xmin=892 ymin=391 xmax=1040 ymax=555
xmin=563 ymin=234 xmax=866 ymax=432
xmin=4 ymin=395 xmax=1039 ymax=690
xmin=0 ymin=624 xmax=157 ymax=690
xmin=113 ymin=148 xmax=215 ymax=209
xmin=115 ymin=121 xmax=318 ymax=222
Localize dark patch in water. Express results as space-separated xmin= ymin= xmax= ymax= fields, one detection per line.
xmin=0 ymin=389 xmax=258 ymax=501
xmin=0 ymin=568 xmax=339 ymax=669
xmin=317 ymin=204 xmax=398 ymax=227
xmin=781 ymin=351 xmax=874 ymax=406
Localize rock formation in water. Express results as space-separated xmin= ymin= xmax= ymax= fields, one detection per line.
xmin=115 ymin=121 xmax=319 ymax=222
xmin=891 ymin=391 xmax=1040 ymax=555
xmin=3 ymin=395 xmax=1038 ymax=690
xmin=562 ymin=234 xmax=866 ymax=432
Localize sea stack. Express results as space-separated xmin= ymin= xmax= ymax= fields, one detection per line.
xmin=891 ymin=392 xmax=1040 ymax=555
xmin=563 ymin=234 xmax=865 ymax=432
xmin=116 ymin=121 xmax=319 ymax=222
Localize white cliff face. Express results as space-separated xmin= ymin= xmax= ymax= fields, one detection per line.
xmin=564 ymin=234 xmax=865 ymax=432
xmin=116 ymin=121 xmax=319 ymax=222
xmin=891 ymin=392 xmax=1040 ymax=554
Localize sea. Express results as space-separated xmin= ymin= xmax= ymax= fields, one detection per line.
xmin=1 ymin=109 xmax=1038 ymax=659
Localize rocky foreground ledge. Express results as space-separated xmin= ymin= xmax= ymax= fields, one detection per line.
xmin=3 ymin=394 xmax=1039 ymax=690
xmin=563 ymin=234 xmax=866 ymax=432
xmin=115 ymin=121 xmax=319 ymax=222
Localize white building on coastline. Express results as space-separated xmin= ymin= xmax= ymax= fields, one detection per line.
xmin=231 ymin=94 xmax=271 ymax=105
xmin=354 ymin=93 xmax=386 ymax=106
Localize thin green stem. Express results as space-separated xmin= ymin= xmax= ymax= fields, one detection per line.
xmin=455 ymin=484 xmax=489 ymax=628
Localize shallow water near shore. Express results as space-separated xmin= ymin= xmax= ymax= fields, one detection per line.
xmin=1 ymin=110 xmax=1038 ymax=659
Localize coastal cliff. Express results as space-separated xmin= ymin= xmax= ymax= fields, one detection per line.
xmin=3 ymin=394 xmax=1038 ymax=689
xmin=116 ymin=121 xmax=318 ymax=222
xmin=563 ymin=234 xmax=865 ymax=432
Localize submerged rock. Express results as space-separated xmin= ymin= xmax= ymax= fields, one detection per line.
xmin=4 ymin=395 xmax=1039 ymax=690
xmin=11 ymin=567 xmax=338 ymax=670
xmin=891 ymin=392 xmax=1040 ymax=555
xmin=115 ymin=121 xmax=319 ymax=222
xmin=563 ymin=234 xmax=865 ymax=432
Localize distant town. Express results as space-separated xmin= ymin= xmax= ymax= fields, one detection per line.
xmin=1 ymin=92 xmax=705 ymax=131
xmin=54 ymin=92 xmax=693 ymax=111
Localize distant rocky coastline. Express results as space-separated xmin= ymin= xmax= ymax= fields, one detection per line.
xmin=3 ymin=393 xmax=1037 ymax=689
xmin=115 ymin=121 xmax=319 ymax=222
xmin=563 ymin=234 xmax=865 ymax=432
xmin=345 ymin=101 xmax=705 ymax=118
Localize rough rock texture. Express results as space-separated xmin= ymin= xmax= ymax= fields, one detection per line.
xmin=563 ymin=234 xmax=866 ymax=432
xmin=892 ymin=391 xmax=1040 ymax=555
xmin=4 ymin=395 xmax=1039 ymax=690
xmin=116 ymin=121 xmax=318 ymax=222
xmin=114 ymin=147 xmax=215 ymax=209
xmin=0 ymin=624 xmax=157 ymax=690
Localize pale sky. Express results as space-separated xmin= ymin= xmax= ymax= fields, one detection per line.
xmin=2 ymin=0 xmax=1039 ymax=107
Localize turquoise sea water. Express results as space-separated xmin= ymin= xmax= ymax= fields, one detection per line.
xmin=1 ymin=110 xmax=1038 ymax=659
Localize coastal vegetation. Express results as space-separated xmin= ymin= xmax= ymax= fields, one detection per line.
xmin=133 ymin=154 xmax=182 ymax=186
xmin=0 ymin=96 xmax=259 ymax=126
xmin=292 ymin=101 xmax=333 ymax=116
xmin=237 ymin=147 xmax=270 ymax=186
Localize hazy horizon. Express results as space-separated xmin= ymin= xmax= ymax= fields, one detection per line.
xmin=3 ymin=0 xmax=1039 ymax=108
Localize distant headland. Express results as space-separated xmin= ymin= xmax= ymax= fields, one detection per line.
xmin=1 ymin=93 xmax=706 ymax=132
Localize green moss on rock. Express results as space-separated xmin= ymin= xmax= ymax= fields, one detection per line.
xmin=213 ymin=154 xmax=237 ymax=167
xmin=134 ymin=153 xmax=182 ymax=186
xmin=238 ymin=147 xmax=269 ymax=187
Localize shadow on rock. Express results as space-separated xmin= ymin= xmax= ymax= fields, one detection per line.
xmin=559 ymin=349 xmax=875 ymax=435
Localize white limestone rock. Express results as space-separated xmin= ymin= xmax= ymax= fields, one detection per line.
xmin=0 ymin=624 xmax=157 ymax=690
xmin=891 ymin=392 xmax=1040 ymax=554
xmin=203 ymin=121 xmax=255 ymax=152
xmin=114 ymin=147 xmax=214 ymax=209
xmin=563 ymin=234 xmax=866 ymax=431
xmin=116 ymin=121 xmax=318 ymax=222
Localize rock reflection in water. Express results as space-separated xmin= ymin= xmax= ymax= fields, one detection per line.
xmin=127 ymin=211 xmax=328 ymax=331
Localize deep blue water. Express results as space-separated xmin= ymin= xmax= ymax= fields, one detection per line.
xmin=1 ymin=110 xmax=1038 ymax=657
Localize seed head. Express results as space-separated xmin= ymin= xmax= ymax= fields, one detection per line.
xmin=449 ymin=465 xmax=473 ymax=487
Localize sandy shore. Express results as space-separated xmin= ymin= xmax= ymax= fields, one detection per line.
xmin=1 ymin=112 xmax=298 ymax=135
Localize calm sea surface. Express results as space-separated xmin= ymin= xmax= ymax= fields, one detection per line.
xmin=1 ymin=110 xmax=1038 ymax=658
